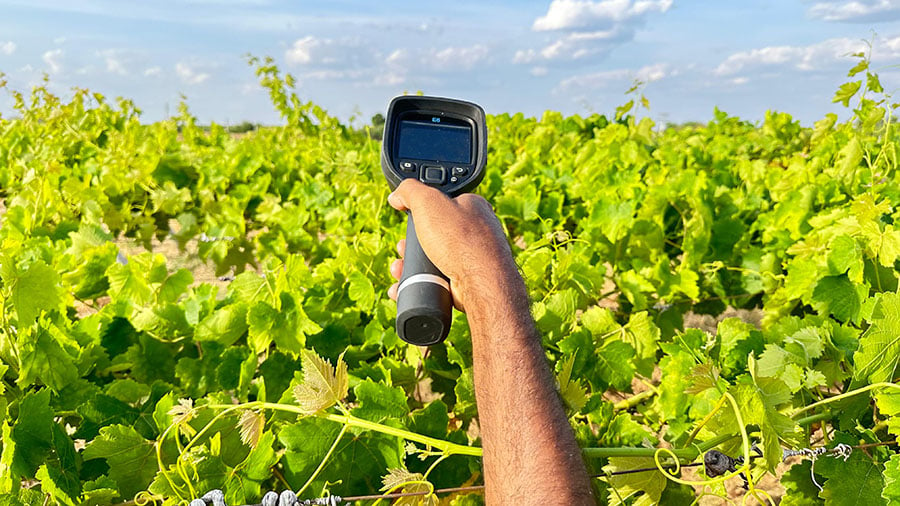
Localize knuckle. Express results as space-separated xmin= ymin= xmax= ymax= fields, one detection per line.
xmin=457 ymin=193 xmax=491 ymax=211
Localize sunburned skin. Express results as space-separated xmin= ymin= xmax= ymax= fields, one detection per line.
xmin=387 ymin=179 xmax=594 ymax=505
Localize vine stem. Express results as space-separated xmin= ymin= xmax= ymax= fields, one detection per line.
xmin=790 ymin=382 xmax=900 ymax=417
xmin=208 ymin=402 xmax=483 ymax=457
xmin=206 ymin=402 xmax=738 ymax=461
xmin=613 ymin=388 xmax=656 ymax=411
xmin=295 ymin=424 xmax=347 ymax=497
xmin=582 ymin=433 xmax=737 ymax=460
xmin=796 ymin=411 xmax=832 ymax=426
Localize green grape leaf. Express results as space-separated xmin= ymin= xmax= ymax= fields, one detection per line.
xmin=225 ymin=431 xmax=280 ymax=503
xmin=82 ymin=424 xmax=157 ymax=499
xmin=407 ymin=400 xmax=450 ymax=440
xmin=715 ymin=318 xmax=764 ymax=376
xmin=832 ymin=81 xmax=862 ymax=107
xmin=16 ymin=323 xmax=79 ymax=393
xmin=556 ymin=354 xmax=588 ymax=414
xmin=292 ymin=350 xmax=348 ymax=415
xmin=811 ymin=275 xmax=860 ymax=323
xmin=81 ymin=476 xmax=121 ymax=505
xmin=827 ymin=235 xmax=860 ymax=277
xmin=602 ymin=457 xmax=666 ymax=506
xmin=847 ymin=59 xmax=868 ymax=77
xmin=729 ymin=380 xmax=797 ymax=470
xmin=595 ymin=340 xmax=637 ymax=391
xmin=816 ymin=443 xmax=885 ymax=505
xmin=195 ymin=303 xmax=249 ymax=346
xmin=158 ymin=268 xmax=193 ymax=303
xmin=248 ymin=293 xmax=320 ymax=354
xmin=36 ymin=461 xmax=78 ymax=506
xmin=623 ymin=311 xmax=659 ymax=376
xmin=0 ymin=489 xmax=45 ymax=506
xmin=380 ymin=468 xmax=436 ymax=505
xmin=875 ymin=389 xmax=900 ymax=437
xmin=279 ymin=417 xmax=403 ymax=494
xmin=781 ymin=461 xmax=822 ymax=506
xmin=884 ymin=453 xmax=900 ymax=505
xmin=854 ymin=292 xmax=900 ymax=383
xmin=148 ymin=446 xmax=229 ymax=499
xmin=351 ymin=379 xmax=409 ymax=422
xmin=657 ymin=350 xmax=694 ymax=421
xmin=581 ymin=306 xmax=619 ymax=337
xmin=106 ymin=259 xmax=153 ymax=307
xmin=348 ymin=271 xmax=376 ymax=311
xmin=10 ymin=389 xmax=54 ymax=477
xmin=5 ymin=260 xmax=62 ymax=323
xmin=73 ymin=393 xmax=139 ymax=441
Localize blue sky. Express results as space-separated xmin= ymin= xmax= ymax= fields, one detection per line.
xmin=1 ymin=0 xmax=900 ymax=126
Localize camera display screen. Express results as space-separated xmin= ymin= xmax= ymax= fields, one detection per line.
xmin=397 ymin=119 xmax=472 ymax=164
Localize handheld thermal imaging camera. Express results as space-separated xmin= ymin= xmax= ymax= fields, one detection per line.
xmin=381 ymin=96 xmax=488 ymax=346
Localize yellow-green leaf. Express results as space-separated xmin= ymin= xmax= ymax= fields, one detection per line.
xmin=292 ymin=350 xmax=348 ymax=415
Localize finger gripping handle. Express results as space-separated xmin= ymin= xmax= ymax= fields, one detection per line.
xmin=396 ymin=214 xmax=452 ymax=346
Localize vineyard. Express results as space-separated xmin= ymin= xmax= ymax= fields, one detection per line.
xmin=1 ymin=53 xmax=900 ymax=505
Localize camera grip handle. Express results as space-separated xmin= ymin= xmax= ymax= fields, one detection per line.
xmin=396 ymin=213 xmax=452 ymax=346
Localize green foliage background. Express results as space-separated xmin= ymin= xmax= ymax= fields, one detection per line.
xmin=1 ymin=54 xmax=900 ymax=504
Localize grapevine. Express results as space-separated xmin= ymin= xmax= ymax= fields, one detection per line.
xmin=0 ymin=47 xmax=900 ymax=506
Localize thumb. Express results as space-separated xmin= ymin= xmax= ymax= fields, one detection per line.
xmin=388 ymin=178 xmax=451 ymax=215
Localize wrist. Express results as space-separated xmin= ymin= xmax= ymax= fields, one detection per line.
xmin=458 ymin=260 xmax=532 ymax=325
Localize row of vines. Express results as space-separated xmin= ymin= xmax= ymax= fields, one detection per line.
xmin=0 ymin=53 xmax=899 ymax=504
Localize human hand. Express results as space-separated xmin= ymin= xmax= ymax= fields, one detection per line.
xmin=386 ymin=179 xmax=519 ymax=313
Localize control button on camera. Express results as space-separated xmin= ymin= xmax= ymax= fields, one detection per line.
xmin=421 ymin=165 xmax=446 ymax=184
xmin=451 ymin=166 xmax=468 ymax=177
xmin=450 ymin=176 xmax=459 ymax=183
xmin=400 ymin=161 xmax=417 ymax=172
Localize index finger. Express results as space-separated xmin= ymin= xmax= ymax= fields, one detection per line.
xmin=387 ymin=178 xmax=451 ymax=214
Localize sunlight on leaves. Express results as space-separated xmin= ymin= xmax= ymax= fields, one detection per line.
xmin=292 ymin=350 xmax=349 ymax=415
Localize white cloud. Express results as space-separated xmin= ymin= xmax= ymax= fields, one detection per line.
xmin=286 ymin=35 xmax=320 ymax=64
xmin=284 ymin=36 xmax=488 ymax=88
xmin=144 ymin=66 xmax=162 ymax=77
xmin=285 ymin=35 xmax=375 ymax=70
xmin=100 ymin=50 xmax=128 ymax=75
xmin=374 ymin=73 xmax=406 ymax=87
xmin=808 ymin=0 xmax=900 ymax=22
xmin=557 ymin=62 xmax=672 ymax=91
xmin=385 ymin=49 xmax=407 ymax=66
xmin=1 ymin=41 xmax=16 ymax=55
xmin=175 ymin=62 xmax=210 ymax=84
xmin=534 ymin=0 xmax=672 ymax=31
xmin=527 ymin=29 xmax=626 ymax=62
xmin=516 ymin=0 xmax=671 ymax=64
xmin=43 ymin=49 xmax=63 ymax=73
xmin=430 ymin=45 xmax=490 ymax=70
xmin=385 ymin=44 xmax=491 ymax=73
xmin=301 ymin=69 xmax=367 ymax=80
xmin=531 ymin=66 xmax=549 ymax=76
xmin=714 ymin=36 xmax=900 ymax=76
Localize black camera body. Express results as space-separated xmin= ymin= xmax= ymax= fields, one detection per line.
xmin=380 ymin=96 xmax=488 ymax=346
xmin=381 ymin=96 xmax=487 ymax=197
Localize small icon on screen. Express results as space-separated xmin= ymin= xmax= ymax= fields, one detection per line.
xmin=431 ymin=117 xmax=441 ymax=123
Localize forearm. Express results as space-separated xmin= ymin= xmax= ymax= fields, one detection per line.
xmin=465 ymin=266 xmax=594 ymax=504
